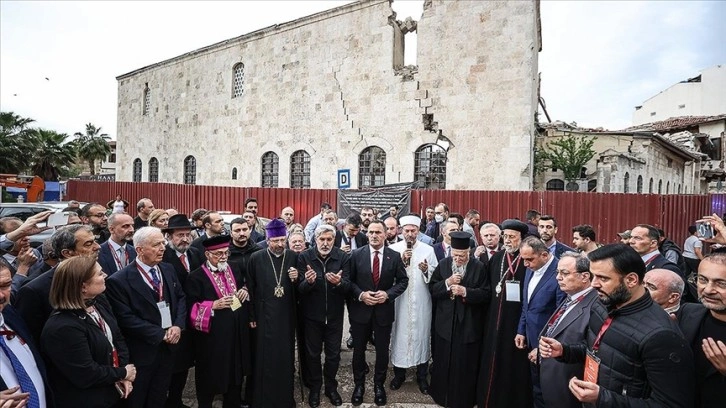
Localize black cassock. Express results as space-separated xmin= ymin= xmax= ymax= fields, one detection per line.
xmin=429 ymin=257 xmax=491 ymax=408
xmin=476 ymin=250 xmax=532 ymax=408
xmin=248 ymin=248 xmax=298 ymax=408
xmin=186 ymin=264 xmax=251 ymax=396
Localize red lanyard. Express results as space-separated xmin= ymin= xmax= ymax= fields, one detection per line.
xmin=88 ymin=310 xmax=119 ymax=367
xmin=592 ymin=316 xmax=613 ymax=351
xmin=547 ymin=293 xmax=587 ymax=326
xmin=109 ymin=242 xmax=129 ymax=269
xmin=136 ymin=264 xmax=164 ymax=301
xmin=505 ymin=253 xmax=522 ymax=278
xmin=644 ymin=253 xmax=659 ymax=267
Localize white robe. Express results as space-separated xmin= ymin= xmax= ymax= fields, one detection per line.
xmin=389 ymin=240 xmax=438 ymax=368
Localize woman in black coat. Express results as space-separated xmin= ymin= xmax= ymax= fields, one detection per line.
xmin=40 ymin=256 xmax=136 ymax=408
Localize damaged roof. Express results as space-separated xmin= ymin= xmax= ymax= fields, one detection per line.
xmin=623 ymin=114 xmax=726 ymax=132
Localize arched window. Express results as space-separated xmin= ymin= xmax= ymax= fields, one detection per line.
xmin=132 ymin=158 xmax=142 ymax=182
xmin=587 ymin=179 xmax=598 ymax=192
xmin=261 ymin=151 xmax=279 ymax=187
xmin=666 ymin=181 xmax=670 ymax=194
xmin=678 ymin=184 xmax=682 ymax=194
xmin=624 ymin=172 xmax=630 ymax=193
xmin=142 ymin=83 xmax=151 ymax=116
xmin=636 ymin=175 xmax=643 ymax=193
xmin=184 ymin=155 xmax=196 ymax=185
xmin=148 ymin=157 xmax=159 ymax=182
xmin=649 ymin=178 xmax=654 ymax=193
xmin=232 ymin=167 xmax=238 ymax=180
xmin=658 ymin=180 xmax=663 ymax=194
xmin=546 ymin=179 xmax=565 ymax=191
xmin=290 ymin=150 xmax=311 ymax=188
xmin=414 ymin=144 xmax=447 ymax=189
xmin=232 ymin=63 xmax=245 ymax=98
xmin=359 ymin=146 xmax=386 ymax=188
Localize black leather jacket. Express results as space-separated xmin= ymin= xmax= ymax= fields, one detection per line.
xmin=562 ymin=292 xmax=694 ymax=407
xmin=296 ymin=247 xmax=350 ymax=324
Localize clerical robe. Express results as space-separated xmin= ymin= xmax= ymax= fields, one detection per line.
xmin=429 ymin=257 xmax=490 ymax=408
xmin=247 ymin=248 xmax=298 ymax=408
xmin=476 ymin=249 xmax=532 ymax=408
xmin=389 ymin=240 xmax=438 ymax=368
xmin=186 ymin=263 xmax=251 ymax=396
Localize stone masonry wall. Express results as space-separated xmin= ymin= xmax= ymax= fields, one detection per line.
xmin=116 ymin=0 xmax=540 ymax=189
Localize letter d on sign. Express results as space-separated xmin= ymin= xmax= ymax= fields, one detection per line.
xmin=338 ymin=169 xmax=351 ymax=189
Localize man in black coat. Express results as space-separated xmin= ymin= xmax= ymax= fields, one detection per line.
xmin=15 ymin=224 xmax=101 ymax=344
xmin=106 ymin=226 xmax=187 ymax=408
xmin=0 ymin=258 xmax=54 ymax=408
xmin=676 ymin=253 xmax=726 ymax=408
xmin=297 ymin=224 xmax=350 ymax=407
xmin=334 ymin=214 xmax=368 ymax=253
xmin=98 ymin=213 xmax=137 ymax=276
xmin=161 ymin=214 xmax=202 ymax=408
xmin=342 ymin=220 xmax=408 ymax=406
xmin=428 ymin=232 xmax=490 ymax=408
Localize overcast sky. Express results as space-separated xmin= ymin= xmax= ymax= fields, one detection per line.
xmin=1 ymin=0 xmax=724 ymax=139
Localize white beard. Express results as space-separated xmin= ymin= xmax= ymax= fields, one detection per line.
xmin=217 ymin=261 xmax=228 ymax=271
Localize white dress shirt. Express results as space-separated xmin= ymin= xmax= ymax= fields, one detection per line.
xmin=0 ymin=314 xmax=47 ymax=408
xmin=527 ymin=255 xmax=555 ymax=302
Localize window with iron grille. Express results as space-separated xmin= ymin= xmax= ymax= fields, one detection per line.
xmin=132 ymin=158 xmax=142 ymax=182
xmin=148 ymin=157 xmax=159 ymax=182
xmin=232 ymin=63 xmax=245 ymax=99
xmin=290 ymin=150 xmax=311 ymax=188
xmin=359 ymin=146 xmax=386 ymax=188
xmin=261 ymin=151 xmax=279 ymax=187
xmin=546 ymin=179 xmax=564 ymax=191
xmin=184 ymin=155 xmax=196 ymax=185
xmin=232 ymin=167 xmax=238 ymax=180
xmin=142 ymin=84 xmax=151 ymax=116
xmin=414 ymin=144 xmax=447 ymax=189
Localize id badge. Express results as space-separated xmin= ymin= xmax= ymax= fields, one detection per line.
xmin=584 ymin=350 xmax=601 ymax=383
xmin=158 ymin=301 xmax=172 ymax=329
xmin=505 ymin=280 xmax=520 ymax=302
xmin=230 ymin=296 xmax=242 ymax=311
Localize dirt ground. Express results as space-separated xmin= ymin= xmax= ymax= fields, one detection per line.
xmin=181 ymin=313 xmax=440 ymax=407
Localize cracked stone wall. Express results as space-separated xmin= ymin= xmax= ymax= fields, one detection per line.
xmin=116 ymin=0 xmax=540 ymax=189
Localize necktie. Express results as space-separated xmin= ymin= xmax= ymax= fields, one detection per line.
xmin=0 ymin=333 xmax=40 ymax=408
xmin=446 ymin=246 xmax=451 ymax=257
xmin=179 ymin=253 xmax=188 ymax=272
xmin=118 ymin=247 xmax=127 ymax=267
xmin=489 ymin=250 xmax=496 ymax=257
xmin=546 ymin=297 xmax=573 ymax=337
xmin=372 ymin=251 xmax=380 ymax=288
xmin=149 ymin=267 xmax=161 ymax=287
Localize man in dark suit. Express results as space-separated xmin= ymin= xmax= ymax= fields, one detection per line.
xmin=334 ymin=214 xmax=368 ymax=253
xmin=515 ymin=236 xmax=565 ymax=408
xmin=161 ymin=214 xmax=202 ymax=408
xmin=106 ymin=226 xmax=187 ymax=408
xmin=98 ymin=213 xmax=137 ymax=276
xmin=432 ymin=222 xmax=457 ymax=262
xmin=0 ymin=258 xmax=53 ymax=408
xmin=15 ymin=224 xmax=101 ymax=344
xmin=537 ymin=251 xmax=598 ymax=408
xmin=342 ymin=220 xmax=408 ymax=406
xmin=538 ymin=215 xmax=574 ymax=258
xmin=675 ymin=253 xmax=726 ymax=408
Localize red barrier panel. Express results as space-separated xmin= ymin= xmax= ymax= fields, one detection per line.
xmin=68 ymin=180 xmax=710 ymax=247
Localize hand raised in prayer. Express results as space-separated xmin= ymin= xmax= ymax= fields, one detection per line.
xmin=325 ymin=270 xmax=343 ymax=286
xmin=703 ymin=337 xmax=726 ymax=375
xmin=418 ymin=259 xmax=428 ymax=273
xmin=288 ymin=267 xmax=298 ymax=281
xmin=305 ymin=265 xmax=316 ymax=284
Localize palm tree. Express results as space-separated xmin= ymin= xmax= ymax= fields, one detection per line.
xmin=74 ymin=123 xmax=111 ymax=175
xmin=29 ymin=129 xmax=76 ymax=181
xmin=0 ymin=111 xmax=36 ymax=173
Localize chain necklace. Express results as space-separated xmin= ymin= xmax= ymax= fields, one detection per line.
xmin=267 ymin=249 xmax=287 ymax=298
xmin=496 ymin=251 xmax=520 ymax=297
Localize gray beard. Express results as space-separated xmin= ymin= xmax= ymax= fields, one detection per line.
xmin=453 ymin=263 xmax=467 ymax=275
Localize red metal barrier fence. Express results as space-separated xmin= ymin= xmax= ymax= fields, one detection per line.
xmin=68 ymin=180 xmax=717 ymax=248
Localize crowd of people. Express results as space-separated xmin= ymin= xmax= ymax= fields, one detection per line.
xmin=0 ymin=197 xmax=724 ymax=408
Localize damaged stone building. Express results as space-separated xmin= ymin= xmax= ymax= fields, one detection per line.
xmin=536 ymin=114 xmax=726 ymax=194
xmin=115 ymin=0 xmax=542 ymax=189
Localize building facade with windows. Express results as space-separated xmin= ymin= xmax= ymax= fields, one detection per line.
xmin=116 ymin=0 xmax=541 ymax=189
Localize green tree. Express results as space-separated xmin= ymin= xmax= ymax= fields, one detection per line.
xmin=74 ymin=123 xmax=111 ymax=175
xmin=29 ymin=129 xmax=77 ymax=181
xmin=0 ymin=111 xmax=36 ymax=173
xmin=537 ymin=134 xmax=597 ymax=185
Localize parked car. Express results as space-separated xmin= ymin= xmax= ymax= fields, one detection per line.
xmin=0 ymin=201 xmax=87 ymax=247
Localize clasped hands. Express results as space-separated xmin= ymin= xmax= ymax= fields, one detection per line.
xmin=360 ymin=290 xmax=388 ymax=306
xmin=447 ymin=274 xmax=466 ymax=297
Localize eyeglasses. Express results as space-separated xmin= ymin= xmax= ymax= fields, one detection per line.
xmin=208 ymin=250 xmax=230 ymax=258
xmin=697 ymin=275 xmax=726 ymax=290
xmin=502 ymin=234 xmax=519 ymax=240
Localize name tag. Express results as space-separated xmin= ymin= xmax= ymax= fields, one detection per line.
xmin=584 ymin=350 xmax=601 ymax=383
xmin=505 ymin=280 xmax=520 ymax=302
xmin=158 ymin=301 xmax=172 ymax=329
